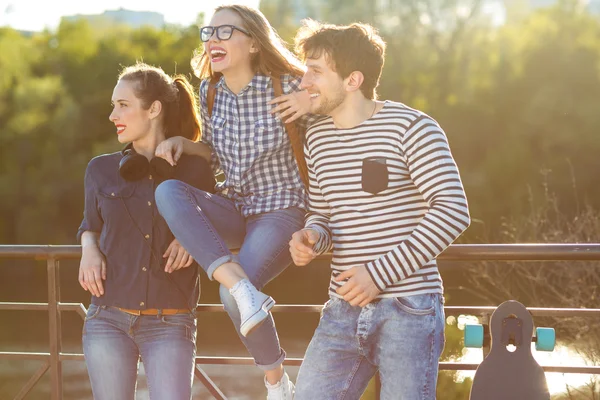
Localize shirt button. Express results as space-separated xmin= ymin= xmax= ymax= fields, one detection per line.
xmin=144 ymin=234 xmax=150 ymax=239
xmin=147 ymin=201 xmax=152 ymax=206
xmin=142 ymin=267 xmax=147 ymax=272
xmin=140 ymin=302 xmax=145 ymax=307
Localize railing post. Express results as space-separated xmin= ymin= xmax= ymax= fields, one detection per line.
xmin=47 ymin=257 xmax=62 ymax=400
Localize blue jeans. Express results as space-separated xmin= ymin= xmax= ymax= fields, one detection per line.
xmin=155 ymin=180 xmax=304 ymax=370
xmin=295 ymin=294 xmax=445 ymax=400
xmin=82 ymin=304 xmax=196 ymax=400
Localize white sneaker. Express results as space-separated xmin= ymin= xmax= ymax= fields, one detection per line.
xmin=265 ymin=371 xmax=295 ymax=400
xmin=229 ymin=279 xmax=275 ymax=337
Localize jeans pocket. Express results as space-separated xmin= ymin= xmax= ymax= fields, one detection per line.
xmin=84 ymin=304 xmax=103 ymax=321
xmin=393 ymin=294 xmax=436 ymax=316
xmin=160 ymin=314 xmax=197 ymax=341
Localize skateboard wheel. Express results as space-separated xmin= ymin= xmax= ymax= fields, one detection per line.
xmin=464 ymin=324 xmax=484 ymax=348
xmin=535 ymin=327 xmax=555 ymax=351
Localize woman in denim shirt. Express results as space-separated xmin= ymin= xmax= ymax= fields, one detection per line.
xmin=77 ymin=62 xmax=215 ymax=400
xmin=153 ymin=5 xmax=314 ymax=399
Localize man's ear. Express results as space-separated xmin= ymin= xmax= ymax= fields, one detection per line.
xmin=149 ymin=100 xmax=162 ymax=119
xmin=345 ymin=71 xmax=365 ymax=93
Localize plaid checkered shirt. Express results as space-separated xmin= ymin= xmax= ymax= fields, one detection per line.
xmin=199 ymin=74 xmax=312 ymax=216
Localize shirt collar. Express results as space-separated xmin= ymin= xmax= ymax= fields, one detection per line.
xmin=214 ymin=74 xmax=271 ymax=93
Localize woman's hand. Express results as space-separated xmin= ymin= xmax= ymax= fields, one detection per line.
xmin=269 ymin=89 xmax=311 ymax=123
xmin=155 ymin=137 xmax=185 ymax=166
xmin=163 ymin=238 xmax=194 ymax=273
xmin=79 ymin=245 xmax=107 ymax=297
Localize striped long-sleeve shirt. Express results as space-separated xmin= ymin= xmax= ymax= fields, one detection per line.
xmin=304 ymin=101 xmax=470 ymax=298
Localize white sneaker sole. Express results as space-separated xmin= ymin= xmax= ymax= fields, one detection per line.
xmin=240 ymin=296 xmax=275 ymax=337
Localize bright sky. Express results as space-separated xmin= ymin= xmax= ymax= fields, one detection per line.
xmin=0 ymin=0 xmax=260 ymax=31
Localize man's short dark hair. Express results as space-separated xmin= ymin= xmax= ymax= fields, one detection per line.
xmin=295 ymin=20 xmax=386 ymax=100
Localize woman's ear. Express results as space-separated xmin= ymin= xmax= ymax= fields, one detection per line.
xmin=249 ymin=41 xmax=259 ymax=54
xmin=148 ymin=100 xmax=163 ymax=119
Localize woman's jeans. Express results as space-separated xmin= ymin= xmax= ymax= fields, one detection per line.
xmin=82 ymin=304 xmax=196 ymax=400
xmin=155 ymin=180 xmax=304 ymax=370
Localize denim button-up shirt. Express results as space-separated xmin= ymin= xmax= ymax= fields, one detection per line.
xmin=77 ymin=151 xmax=215 ymax=310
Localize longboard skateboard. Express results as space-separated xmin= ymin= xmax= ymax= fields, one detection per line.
xmin=464 ymin=300 xmax=555 ymax=400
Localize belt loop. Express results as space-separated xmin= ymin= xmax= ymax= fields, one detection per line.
xmin=157 ymin=309 xmax=163 ymax=318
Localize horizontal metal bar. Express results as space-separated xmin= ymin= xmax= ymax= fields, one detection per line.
xmin=2 ymin=352 xmax=598 ymax=374
xmin=57 ymin=303 xmax=88 ymax=319
xmin=440 ymin=244 xmax=600 ymax=261
xmin=2 ymin=244 xmax=600 ymax=261
xmin=199 ymin=304 xmax=600 ymax=317
xmin=0 ymin=303 xmax=49 ymax=311
xmin=0 ymin=352 xmax=50 ymax=360
xmin=3 ymin=302 xmax=599 ymax=318
xmin=0 ymin=245 xmax=82 ymax=259
xmin=59 ymin=353 xmax=84 ymax=361
xmin=0 ymin=302 xmax=87 ymax=318
xmin=444 ymin=306 xmax=600 ymax=318
xmin=195 ymin=304 xmax=325 ymax=313
xmin=438 ymin=363 xmax=600 ymax=374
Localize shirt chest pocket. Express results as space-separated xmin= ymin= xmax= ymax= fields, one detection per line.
xmin=210 ymin=115 xmax=228 ymax=152
xmin=361 ymin=157 xmax=389 ymax=195
xmin=252 ymin=117 xmax=285 ymax=156
xmin=97 ymin=184 xmax=136 ymax=220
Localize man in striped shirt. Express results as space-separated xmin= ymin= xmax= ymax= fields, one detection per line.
xmin=289 ymin=20 xmax=470 ymax=399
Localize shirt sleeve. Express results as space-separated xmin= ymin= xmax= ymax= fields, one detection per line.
xmin=175 ymin=155 xmax=216 ymax=194
xmin=77 ymin=160 xmax=103 ymax=243
xmin=199 ymin=79 xmax=223 ymax=176
xmin=364 ymin=116 xmax=471 ymax=291
xmin=303 ymin=139 xmax=333 ymax=255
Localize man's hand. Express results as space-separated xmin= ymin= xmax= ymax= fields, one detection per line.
xmin=269 ymin=90 xmax=311 ymax=123
xmin=289 ymin=229 xmax=319 ymax=266
xmin=335 ymin=266 xmax=381 ymax=307
xmin=164 ymin=239 xmax=194 ymax=273
xmin=79 ymin=245 xmax=107 ymax=297
xmin=155 ymin=137 xmax=185 ymax=166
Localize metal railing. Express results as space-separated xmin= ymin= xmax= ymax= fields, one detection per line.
xmin=1 ymin=244 xmax=600 ymax=399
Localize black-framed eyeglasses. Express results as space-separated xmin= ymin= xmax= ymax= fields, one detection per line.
xmin=200 ymin=25 xmax=251 ymax=42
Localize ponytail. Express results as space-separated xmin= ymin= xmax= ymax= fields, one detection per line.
xmin=170 ymin=76 xmax=201 ymax=142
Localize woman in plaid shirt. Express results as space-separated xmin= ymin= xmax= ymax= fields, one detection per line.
xmin=154 ymin=5 xmax=311 ymax=398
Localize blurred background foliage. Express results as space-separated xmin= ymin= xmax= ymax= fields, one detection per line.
xmin=2 ymin=0 xmax=600 ymax=398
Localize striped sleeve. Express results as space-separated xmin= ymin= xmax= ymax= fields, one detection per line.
xmin=364 ymin=116 xmax=471 ymax=291
xmin=303 ymin=142 xmax=333 ymax=255
xmin=199 ymin=79 xmax=222 ymax=175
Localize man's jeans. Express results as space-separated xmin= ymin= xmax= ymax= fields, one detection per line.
xmin=155 ymin=180 xmax=304 ymax=370
xmin=82 ymin=304 xmax=196 ymax=400
xmin=295 ymin=294 xmax=445 ymax=400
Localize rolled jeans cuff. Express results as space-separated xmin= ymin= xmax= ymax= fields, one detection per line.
xmin=206 ymin=254 xmax=241 ymax=281
xmin=256 ymin=349 xmax=286 ymax=371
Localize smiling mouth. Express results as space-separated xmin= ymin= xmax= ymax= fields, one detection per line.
xmin=310 ymin=93 xmax=320 ymax=99
xmin=116 ymin=126 xmax=126 ymax=134
xmin=210 ymin=49 xmax=227 ymax=62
